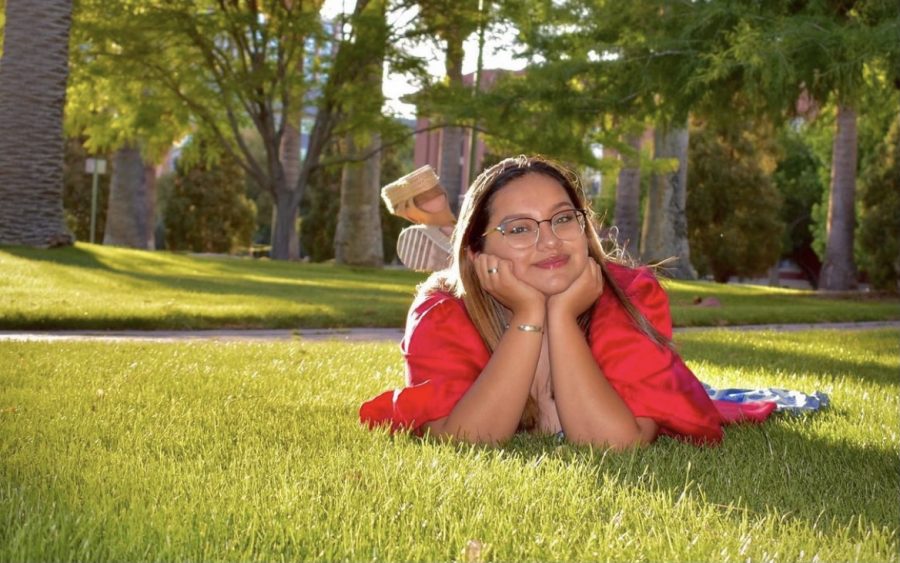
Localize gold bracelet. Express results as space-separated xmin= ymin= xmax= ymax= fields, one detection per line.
xmin=517 ymin=324 xmax=543 ymax=333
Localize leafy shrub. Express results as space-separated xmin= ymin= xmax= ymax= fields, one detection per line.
xmin=858 ymin=117 xmax=900 ymax=291
xmin=687 ymin=125 xmax=785 ymax=283
xmin=162 ymin=147 xmax=256 ymax=253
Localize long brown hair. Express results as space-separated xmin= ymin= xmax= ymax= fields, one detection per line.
xmin=420 ymin=155 xmax=669 ymax=430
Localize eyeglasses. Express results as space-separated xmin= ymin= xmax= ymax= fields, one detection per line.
xmin=482 ymin=209 xmax=587 ymax=249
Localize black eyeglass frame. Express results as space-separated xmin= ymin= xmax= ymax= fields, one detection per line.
xmin=481 ymin=208 xmax=588 ymax=248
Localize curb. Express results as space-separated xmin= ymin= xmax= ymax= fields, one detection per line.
xmin=1 ymin=321 xmax=897 ymax=343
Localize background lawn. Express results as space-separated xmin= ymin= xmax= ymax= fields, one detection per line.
xmin=1 ymin=329 xmax=897 ymax=562
xmin=0 ymin=244 xmax=425 ymax=330
xmin=1 ymin=243 xmax=899 ymax=330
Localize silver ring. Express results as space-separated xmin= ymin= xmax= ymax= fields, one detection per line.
xmin=487 ymin=267 xmax=498 ymax=274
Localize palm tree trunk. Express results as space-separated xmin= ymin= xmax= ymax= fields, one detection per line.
xmin=641 ymin=124 xmax=697 ymax=279
xmin=103 ymin=145 xmax=156 ymax=249
xmin=819 ymin=104 xmax=859 ymax=290
xmin=439 ymin=34 xmax=465 ymax=215
xmin=0 ymin=0 xmax=73 ymax=247
xmin=613 ymin=132 xmax=643 ymax=258
xmin=280 ymin=122 xmax=302 ymax=259
xmin=333 ymin=0 xmax=385 ymax=267
xmin=279 ymin=14 xmax=304 ymax=259
xmin=334 ymin=134 xmax=384 ymax=267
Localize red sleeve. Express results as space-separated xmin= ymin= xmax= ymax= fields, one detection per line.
xmin=359 ymin=292 xmax=490 ymax=434
xmin=592 ymin=265 xmax=724 ymax=444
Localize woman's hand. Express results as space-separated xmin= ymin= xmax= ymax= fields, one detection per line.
xmin=472 ymin=253 xmax=545 ymax=316
xmin=547 ymin=258 xmax=604 ymax=319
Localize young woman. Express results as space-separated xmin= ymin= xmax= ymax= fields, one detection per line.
xmin=361 ymin=155 xmax=778 ymax=448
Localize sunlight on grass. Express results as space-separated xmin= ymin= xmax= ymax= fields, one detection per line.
xmin=2 ymin=243 xmax=899 ymax=330
xmin=1 ymin=329 xmax=897 ymax=561
xmin=0 ymin=243 xmax=426 ymax=329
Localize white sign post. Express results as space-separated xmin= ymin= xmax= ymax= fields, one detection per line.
xmin=85 ymin=158 xmax=108 ymax=244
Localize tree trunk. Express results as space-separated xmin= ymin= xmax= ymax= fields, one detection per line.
xmin=439 ymin=34 xmax=465 ymax=215
xmin=103 ymin=145 xmax=156 ymax=249
xmin=279 ymin=21 xmax=304 ymax=260
xmin=271 ymin=184 xmax=299 ymax=261
xmin=0 ymin=0 xmax=73 ymax=247
xmin=280 ymin=122 xmax=302 ymax=259
xmin=272 ymin=0 xmax=373 ymax=261
xmin=334 ymin=135 xmax=384 ymax=267
xmin=613 ymin=132 xmax=643 ymax=258
xmin=267 ymin=116 xmax=296 ymax=260
xmin=819 ymin=104 xmax=858 ymax=290
xmin=332 ymin=0 xmax=384 ymax=267
xmin=641 ymin=124 xmax=697 ymax=279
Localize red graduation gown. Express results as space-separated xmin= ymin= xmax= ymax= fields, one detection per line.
xmin=359 ymin=263 xmax=776 ymax=445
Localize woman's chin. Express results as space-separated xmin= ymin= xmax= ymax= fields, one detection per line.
xmin=532 ymin=274 xmax=578 ymax=296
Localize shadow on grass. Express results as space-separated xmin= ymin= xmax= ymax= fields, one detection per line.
xmin=401 ymin=328 xmax=899 ymax=533
xmin=2 ymin=244 xmax=109 ymax=269
xmin=412 ymin=419 xmax=899 ymax=534
xmin=1 ymin=245 xmax=420 ymax=329
xmin=2 ymin=245 xmax=416 ymax=294
xmin=676 ymin=329 xmax=899 ymax=388
xmin=621 ymin=423 xmax=896 ymax=532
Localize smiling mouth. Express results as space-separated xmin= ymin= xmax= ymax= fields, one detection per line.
xmin=534 ymin=255 xmax=570 ymax=269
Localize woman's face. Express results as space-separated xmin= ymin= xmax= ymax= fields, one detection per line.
xmin=479 ymin=172 xmax=588 ymax=296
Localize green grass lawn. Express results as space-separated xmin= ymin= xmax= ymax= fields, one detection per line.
xmin=2 ymin=243 xmax=899 ymax=330
xmin=1 ymin=329 xmax=897 ymax=562
xmin=0 ymin=243 xmax=426 ymax=330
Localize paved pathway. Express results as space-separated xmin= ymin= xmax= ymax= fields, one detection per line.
xmin=0 ymin=328 xmax=406 ymax=343
xmin=1 ymin=321 xmax=897 ymax=343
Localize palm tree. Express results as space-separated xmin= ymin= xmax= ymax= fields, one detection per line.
xmin=418 ymin=0 xmax=479 ymax=214
xmin=818 ymin=104 xmax=859 ymax=289
xmin=102 ymin=145 xmax=156 ymax=250
xmin=333 ymin=0 xmax=385 ymax=267
xmin=613 ymin=131 xmax=643 ymax=258
xmin=0 ymin=0 xmax=74 ymax=247
xmin=641 ymin=124 xmax=697 ymax=280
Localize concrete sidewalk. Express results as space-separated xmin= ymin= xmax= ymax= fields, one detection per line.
xmin=1 ymin=321 xmax=897 ymax=343
xmin=0 ymin=327 xmax=406 ymax=343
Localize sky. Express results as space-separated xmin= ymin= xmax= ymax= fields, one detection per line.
xmin=320 ymin=0 xmax=527 ymax=118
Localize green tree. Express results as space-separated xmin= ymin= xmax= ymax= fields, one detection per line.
xmin=687 ymin=123 xmax=784 ymax=283
xmin=702 ymin=1 xmax=899 ymax=289
xmin=162 ymin=146 xmax=256 ymax=254
xmin=486 ymin=0 xmax=740 ymax=278
xmin=74 ymin=1 xmax=417 ymax=261
xmin=492 ymin=0 xmax=898 ymax=286
xmin=0 ymin=0 xmax=74 ymax=247
xmin=299 ymin=157 xmax=341 ymax=262
xmin=300 ymin=131 xmax=411 ymax=264
xmin=772 ymin=126 xmax=827 ymax=284
xmin=858 ymin=115 xmax=900 ymax=290
xmin=415 ymin=0 xmax=480 ymax=212
xmin=67 ymin=1 xmax=194 ymax=250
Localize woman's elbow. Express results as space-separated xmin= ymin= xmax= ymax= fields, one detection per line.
xmin=569 ymin=419 xmax=658 ymax=450
xmin=422 ymin=419 xmax=516 ymax=445
xmin=617 ymin=418 xmax=659 ymax=448
xmin=610 ymin=428 xmax=657 ymax=450
xmin=595 ymin=431 xmax=652 ymax=451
